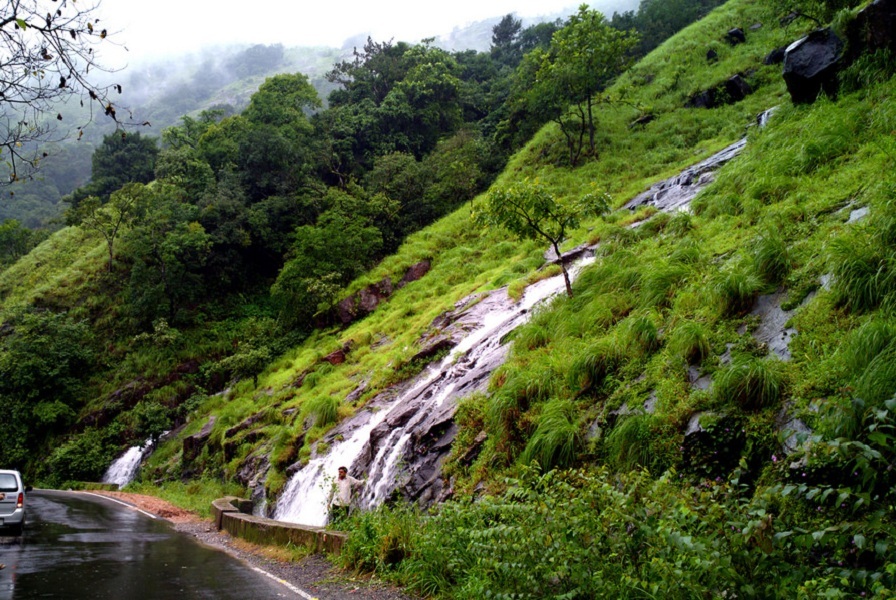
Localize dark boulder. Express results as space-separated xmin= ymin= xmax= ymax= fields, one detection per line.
xmin=687 ymin=89 xmax=717 ymax=109
xmin=764 ymin=46 xmax=787 ymax=65
xmin=846 ymin=0 xmax=896 ymax=62
xmin=397 ymin=260 xmax=432 ymax=288
xmin=706 ymin=48 xmax=719 ymax=62
xmin=783 ymin=28 xmax=844 ymax=104
xmin=723 ymin=74 xmax=753 ymax=102
xmin=726 ymin=27 xmax=746 ymax=45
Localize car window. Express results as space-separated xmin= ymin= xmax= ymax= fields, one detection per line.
xmin=0 ymin=474 xmax=19 ymax=492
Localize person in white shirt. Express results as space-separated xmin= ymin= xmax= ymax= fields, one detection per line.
xmin=328 ymin=465 xmax=362 ymax=525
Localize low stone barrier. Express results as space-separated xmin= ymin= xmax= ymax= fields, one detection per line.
xmin=211 ymin=497 xmax=347 ymax=555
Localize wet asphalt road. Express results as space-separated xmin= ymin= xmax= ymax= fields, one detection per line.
xmin=0 ymin=490 xmax=298 ymax=599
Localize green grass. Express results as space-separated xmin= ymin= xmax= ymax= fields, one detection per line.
xmin=712 ymin=355 xmax=787 ymax=411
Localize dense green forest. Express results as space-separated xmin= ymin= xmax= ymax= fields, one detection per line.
xmin=4 ymin=0 xmax=896 ymax=595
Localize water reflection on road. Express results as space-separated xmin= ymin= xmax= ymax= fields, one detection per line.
xmin=0 ymin=491 xmax=293 ymax=599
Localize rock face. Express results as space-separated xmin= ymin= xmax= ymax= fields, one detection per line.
xmin=182 ymin=416 xmax=217 ymax=467
xmin=782 ymin=28 xmax=844 ymax=104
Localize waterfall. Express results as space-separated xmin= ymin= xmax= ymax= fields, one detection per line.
xmin=273 ymin=107 xmax=777 ymax=527
xmin=102 ymin=438 xmax=154 ymax=488
xmin=274 ymin=258 xmax=594 ymax=527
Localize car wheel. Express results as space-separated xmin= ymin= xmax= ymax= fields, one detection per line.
xmin=10 ymin=522 xmax=24 ymax=536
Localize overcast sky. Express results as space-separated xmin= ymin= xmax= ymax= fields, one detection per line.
xmin=96 ymin=0 xmax=634 ymax=62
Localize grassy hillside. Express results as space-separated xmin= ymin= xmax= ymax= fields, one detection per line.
xmin=3 ymin=0 xmax=895 ymax=595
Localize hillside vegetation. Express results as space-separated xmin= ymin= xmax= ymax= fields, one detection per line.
xmin=3 ymin=0 xmax=896 ymax=595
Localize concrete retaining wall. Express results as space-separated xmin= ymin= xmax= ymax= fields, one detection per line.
xmin=211 ymin=497 xmax=346 ymax=555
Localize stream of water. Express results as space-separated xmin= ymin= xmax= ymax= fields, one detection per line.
xmin=274 ymin=259 xmax=594 ymax=526
xmin=102 ymin=439 xmax=154 ymax=488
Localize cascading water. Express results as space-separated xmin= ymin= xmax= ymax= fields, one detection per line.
xmin=102 ymin=438 xmax=154 ymax=488
xmin=274 ymin=258 xmax=594 ymax=527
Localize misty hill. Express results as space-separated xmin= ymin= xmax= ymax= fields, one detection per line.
xmin=5 ymin=0 xmax=895 ymax=595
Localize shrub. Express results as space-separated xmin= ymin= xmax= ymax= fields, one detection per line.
xmin=712 ymin=356 xmax=787 ymax=411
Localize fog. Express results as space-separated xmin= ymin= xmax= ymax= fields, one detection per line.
xmin=97 ymin=0 xmax=638 ymax=64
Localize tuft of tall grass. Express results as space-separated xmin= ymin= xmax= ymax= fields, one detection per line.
xmin=712 ymin=356 xmax=787 ymax=411
xmin=667 ymin=320 xmax=711 ymax=365
xmin=854 ymin=345 xmax=896 ymax=406
xmin=640 ymin=262 xmax=690 ymax=307
xmin=665 ymin=211 xmax=694 ymax=237
xmin=566 ymin=338 xmax=620 ymax=394
xmin=827 ymin=234 xmax=896 ymax=313
xmin=519 ymin=399 xmax=581 ymax=470
xmin=750 ymin=228 xmax=792 ymax=284
xmin=604 ymin=414 xmax=660 ymax=472
xmin=301 ymin=395 xmax=339 ymax=428
xmin=619 ymin=312 xmax=661 ymax=355
xmin=711 ymin=259 xmax=766 ymax=316
xmin=840 ymin=318 xmax=896 ymax=373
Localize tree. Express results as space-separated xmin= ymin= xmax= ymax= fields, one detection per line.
xmin=531 ymin=6 xmax=638 ymax=165
xmin=491 ymin=14 xmax=523 ymax=67
xmin=65 ymin=132 xmax=159 ymax=208
xmin=72 ymin=183 xmax=144 ymax=271
xmin=473 ymin=179 xmax=609 ymax=297
xmin=0 ymin=0 xmax=127 ymax=181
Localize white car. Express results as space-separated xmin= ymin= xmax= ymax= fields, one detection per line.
xmin=0 ymin=469 xmax=28 ymax=536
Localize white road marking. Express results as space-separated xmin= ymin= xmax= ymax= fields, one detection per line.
xmin=251 ymin=566 xmax=318 ymax=599
xmin=80 ymin=491 xmax=158 ymax=519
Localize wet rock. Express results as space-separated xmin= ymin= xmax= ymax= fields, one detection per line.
xmin=689 ymin=366 xmax=713 ymax=391
xmin=409 ymin=337 xmax=456 ymax=364
xmin=687 ymin=88 xmax=718 ymax=109
xmin=322 ymin=348 xmax=347 ymax=365
xmin=459 ymin=431 xmax=488 ymax=466
xmin=630 ymin=113 xmax=656 ymax=128
xmin=183 ymin=417 xmax=217 ymax=465
xmin=724 ymin=74 xmax=753 ymax=102
xmin=777 ymin=407 xmax=812 ymax=455
xmin=845 ymin=0 xmax=896 ymax=62
xmin=397 ymin=260 xmax=432 ymax=288
xmin=780 ymin=11 xmax=800 ymax=26
xmin=344 ymin=379 xmax=369 ymax=404
xmin=624 ymin=139 xmax=747 ymax=212
xmin=848 ymin=206 xmax=869 ymax=223
xmin=726 ymin=28 xmax=746 ymax=45
xmin=764 ymin=46 xmax=787 ymax=65
xmin=224 ymin=411 xmax=268 ymax=440
xmin=749 ymin=291 xmax=797 ymax=361
xmin=706 ymin=48 xmax=719 ymax=62
xmin=336 ymin=277 xmax=394 ymax=324
xmin=783 ymin=28 xmax=844 ymax=104
xmin=543 ymin=242 xmax=595 ymax=264
xmin=750 ymin=22 xmax=763 ymax=31
xmin=224 ymin=429 xmax=264 ymax=462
